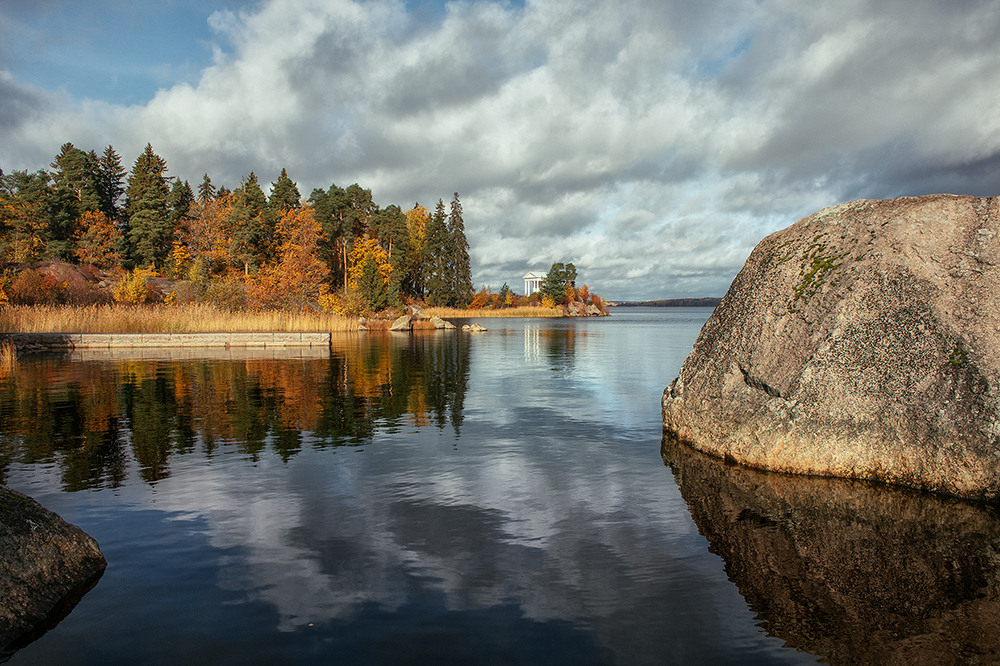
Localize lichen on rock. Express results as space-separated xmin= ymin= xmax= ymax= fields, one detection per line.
xmin=663 ymin=194 xmax=1000 ymax=501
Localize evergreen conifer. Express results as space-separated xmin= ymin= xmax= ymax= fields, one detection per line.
xmin=124 ymin=144 xmax=171 ymax=267
xmin=424 ymin=199 xmax=451 ymax=306
xmin=448 ymin=192 xmax=473 ymax=308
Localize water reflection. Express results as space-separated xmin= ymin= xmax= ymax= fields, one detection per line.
xmin=0 ymin=333 xmax=470 ymax=490
xmin=661 ymin=431 xmax=1000 ymax=666
xmin=9 ymin=311 xmax=834 ymax=665
xmin=522 ymin=324 xmax=577 ymax=366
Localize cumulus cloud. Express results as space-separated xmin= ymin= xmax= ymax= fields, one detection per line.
xmin=2 ymin=0 xmax=999 ymax=298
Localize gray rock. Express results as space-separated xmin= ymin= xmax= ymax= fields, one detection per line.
xmin=429 ymin=316 xmax=456 ymax=330
xmin=662 ymin=194 xmax=1000 ymax=500
xmin=389 ymin=315 xmax=412 ymax=332
xmin=462 ymin=323 xmax=487 ymax=332
xmin=1 ymin=487 xmax=107 ymax=652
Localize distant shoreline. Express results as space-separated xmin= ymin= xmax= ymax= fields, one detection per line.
xmin=610 ymin=298 xmax=722 ymax=308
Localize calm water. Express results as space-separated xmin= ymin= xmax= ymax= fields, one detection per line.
xmin=3 ymin=308 xmax=999 ymax=665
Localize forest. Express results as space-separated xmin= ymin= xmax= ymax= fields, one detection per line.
xmin=0 ymin=142 xmax=482 ymax=316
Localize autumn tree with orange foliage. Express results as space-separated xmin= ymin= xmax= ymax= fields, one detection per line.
xmin=246 ymin=208 xmax=330 ymax=311
xmin=74 ymin=210 xmax=123 ymax=269
xmin=181 ymin=193 xmax=235 ymax=277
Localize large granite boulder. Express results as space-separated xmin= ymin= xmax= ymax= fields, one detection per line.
xmin=1 ymin=487 xmax=107 ymax=653
xmin=662 ymin=194 xmax=1000 ymax=500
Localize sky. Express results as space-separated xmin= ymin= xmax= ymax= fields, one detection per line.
xmin=2 ymin=0 xmax=999 ymax=300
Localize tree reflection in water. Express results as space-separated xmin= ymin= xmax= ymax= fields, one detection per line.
xmin=0 ymin=332 xmax=470 ymax=491
xmin=662 ymin=431 xmax=1000 ymax=666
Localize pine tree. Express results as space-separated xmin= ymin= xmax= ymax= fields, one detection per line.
xmin=1 ymin=169 xmax=54 ymax=263
xmin=50 ymin=143 xmax=101 ymax=212
xmin=308 ymin=184 xmax=350 ymax=288
xmin=124 ymin=144 xmax=172 ymax=268
xmin=372 ymin=204 xmax=410 ymax=305
xmin=344 ymin=183 xmax=376 ymax=238
xmin=448 ymin=192 xmax=473 ymax=308
xmin=48 ymin=143 xmax=102 ymax=258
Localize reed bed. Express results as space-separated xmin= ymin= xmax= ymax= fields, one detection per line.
xmin=423 ymin=306 xmax=563 ymax=319
xmin=0 ymin=304 xmax=357 ymax=333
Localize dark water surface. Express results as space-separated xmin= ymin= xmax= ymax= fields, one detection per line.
xmin=3 ymin=308 xmax=998 ymax=664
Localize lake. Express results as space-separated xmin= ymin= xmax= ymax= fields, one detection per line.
xmin=3 ymin=308 xmax=999 ymax=665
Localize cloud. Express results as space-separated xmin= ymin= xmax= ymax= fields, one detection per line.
xmin=2 ymin=0 xmax=1000 ymax=299
xmin=0 ymin=71 xmax=53 ymax=132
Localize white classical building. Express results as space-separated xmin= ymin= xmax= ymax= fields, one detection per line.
xmin=523 ymin=271 xmax=546 ymax=296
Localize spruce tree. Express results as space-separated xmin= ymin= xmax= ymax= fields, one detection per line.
xmin=228 ymin=172 xmax=272 ymax=273
xmin=268 ymin=168 xmax=301 ymax=214
xmin=539 ymin=262 xmax=578 ymax=304
xmin=424 ymin=199 xmax=451 ymax=306
xmin=97 ymin=146 xmax=125 ymax=224
xmin=124 ymin=143 xmax=171 ymax=268
xmin=169 ymin=179 xmax=194 ymax=228
xmin=197 ymin=173 xmax=216 ymax=204
xmin=448 ymin=192 xmax=473 ymax=308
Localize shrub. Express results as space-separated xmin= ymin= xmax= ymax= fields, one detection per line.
xmin=9 ymin=270 xmax=67 ymax=305
xmin=319 ymin=290 xmax=366 ymax=317
xmin=113 ymin=267 xmax=157 ymax=304
xmin=469 ymin=287 xmax=500 ymax=310
xmin=201 ymin=277 xmax=247 ymax=311
xmin=64 ymin=279 xmax=109 ymax=306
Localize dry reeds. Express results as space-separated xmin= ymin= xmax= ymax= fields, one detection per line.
xmin=0 ymin=339 xmax=17 ymax=374
xmin=423 ymin=306 xmax=563 ymax=319
xmin=0 ymin=304 xmax=357 ymax=333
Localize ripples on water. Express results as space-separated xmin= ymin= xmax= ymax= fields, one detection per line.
xmin=3 ymin=308 xmax=998 ymax=664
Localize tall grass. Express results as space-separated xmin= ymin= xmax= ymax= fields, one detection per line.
xmin=0 ymin=339 xmax=17 ymax=375
xmin=423 ymin=306 xmax=563 ymax=319
xmin=0 ymin=304 xmax=358 ymax=333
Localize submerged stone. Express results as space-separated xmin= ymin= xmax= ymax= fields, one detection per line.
xmin=662 ymin=194 xmax=1000 ymax=500
xmin=0 ymin=487 xmax=107 ymax=654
